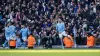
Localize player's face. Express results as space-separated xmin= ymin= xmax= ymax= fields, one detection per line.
xmin=58 ymin=20 xmax=61 ymax=23
xmin=7 ymin=23 xmax=10 ymax=27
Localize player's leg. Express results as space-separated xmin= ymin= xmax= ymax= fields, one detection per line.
xmin=16 ymin=39 xmax=22 ymax=48
xmin=60 ymin=31 xmax=68 ymax=49
xmin=74 ymin=37 xmax=77 ymax=48
xmin=38 ymin=39 xmax=40 ymax=46
xmin=3 ymin=40 xmax=8 ymax=47
xmin=22 ymin=37 xmax=27 ymax=48
xmin=59 ymin=33 xmax=64 ymax=49
xmin=3 ymin=37 xmax=10 ymax=48
xmin=16 ymin=42 xmax=20 ymax=48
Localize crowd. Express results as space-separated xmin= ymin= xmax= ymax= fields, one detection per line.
xmin=0 ymin=0 xmax=100 ymax=48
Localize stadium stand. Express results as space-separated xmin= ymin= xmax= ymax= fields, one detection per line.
xmin=0 ymin=0 xmax=100 ymax=48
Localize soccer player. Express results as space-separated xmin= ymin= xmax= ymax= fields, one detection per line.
xmin=20 ymin=25 xmax=30 ymax=48
xmin=3 ymin=23 xmax=10 ymax=48
xmin=8 ymin=22 xmax=16 ymax=49
xmin=9 ymin=22 xmax=16 ymax=40
xmin=56 ymin=19 xmax=67 ymax=49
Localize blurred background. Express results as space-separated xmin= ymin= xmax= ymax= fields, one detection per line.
xmin=0 ymin=0 xmax=100 ymax=47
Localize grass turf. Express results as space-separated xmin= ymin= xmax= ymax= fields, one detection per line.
xmin=0 ymin=49 xmax=100 ymax=56
xmin=0 ymin=52 xmax=100 ymax=56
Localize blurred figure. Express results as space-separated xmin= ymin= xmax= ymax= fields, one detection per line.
xmin=16 ymin=33 xmax=22 ymax=48
xmin=9 ymin=22 xmax=16 ymax=49
xmin=28 ymin=34 xmax=36 ymax=49
xmin=9 ymin=36 xmax=16 ymax=49
xmin=73 ymin=25 xmax=77 ymax=48
xmin=41 ymin=30 xmax=48 ymax=49
xmin=56 ymin=19 xmax=66 ymax=49
xmin=9 ymin=22 xmax=16 ymax=40
xmin=3 ymin=23 xmax=10 ymax=48
xmin=63 ymin=31 xmax=74 ymax=48
xmin=63 ymin=35 xmax=73 ymax=48
xmin=87 ymin=33 xmax=95 ymax=48
xmin=20 ymin=25 xmax=30 ymax=48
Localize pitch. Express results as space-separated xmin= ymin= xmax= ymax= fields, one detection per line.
xmin=0 ymin=49 xmax=100 ymax=56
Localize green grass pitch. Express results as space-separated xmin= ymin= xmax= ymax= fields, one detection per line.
xmin=0 ymin=49 xmax=100 ymax=56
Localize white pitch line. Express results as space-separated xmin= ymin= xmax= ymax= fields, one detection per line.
xmin=0 ymin=50 xmax=100 ymax=53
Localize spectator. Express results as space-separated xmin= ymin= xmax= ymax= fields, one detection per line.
xmin=0 ymin=0 xmax=99 ymax=48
